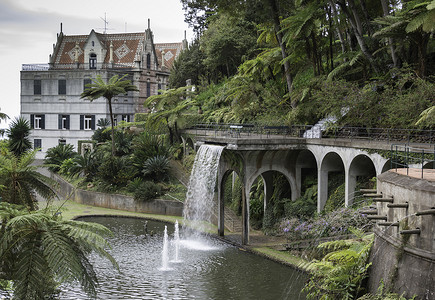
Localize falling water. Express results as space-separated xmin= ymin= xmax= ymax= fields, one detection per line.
xmin=183 ymin=144 xmax=225 ymax=232
xmin=160 ymin=226 xmax=172 ymax=271
xmin=171 ymin=220 xmax=182 ymax=263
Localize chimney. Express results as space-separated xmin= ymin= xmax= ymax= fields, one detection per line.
xmin=109 ymin=41 xmax=114 ymax=63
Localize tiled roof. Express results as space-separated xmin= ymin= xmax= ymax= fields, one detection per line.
xmin=155 ymin=43 xmax=184 ymax=69
xmin=53 ymin=31 xmax=182 ymax=69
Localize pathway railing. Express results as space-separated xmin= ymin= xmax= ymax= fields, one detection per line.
xmin=390 ymin=144 xmax=435 ymax=178
xmin=188 ymin=123 xmax=435 ymax=144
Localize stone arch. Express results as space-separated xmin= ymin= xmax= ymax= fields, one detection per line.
xmin=295 ymin=149 xmax=318 ymax=200
xmin=217 ymin=150 xmax=245 ymax=239
xmin=347 ymin=154 xmax=377 ymax=206
xmin=381 ymin=159 xmax=392 ymax=173
xmin=318 ymin=151 xmax=345 ymax=211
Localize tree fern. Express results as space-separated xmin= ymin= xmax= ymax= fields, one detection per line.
xmin=0 ymin=203 xmax=117 ymax=299
xmin=303 ymin=230 xmax=374 ymax=299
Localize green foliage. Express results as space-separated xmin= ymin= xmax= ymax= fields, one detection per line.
xmin=44 ymin=144 xmax=77 ymax=172
xmin=169 ymin=39 xmax=206 ymax=88
xmin=96 ymin=156 xmax=136 ymax=191
xmin=0 ymin=202 xmax=117 ymax=299
xmin=81 ymin=74 xmax=139 ymax=156
xmin=142 ymin=155 xmax=171 ymax=182
xmin=129 ymin=180 xmax=163 ymax=202
xmin=131 ymin=132 xmax=171 ymax=174
xmin=6 ymin=117 xmax=32 ymax=157
xmin=285 ymin=184 xmax=317 ymax=219
xmin=303 ymin=231 xmax=374 ymax=299
xmin=281 ymin=208 xmax=373 ymax=241
xmin=0 ymin=150 xmax=57 ymax=210
xmin=92 ymin=118 xmax=111 ymax=143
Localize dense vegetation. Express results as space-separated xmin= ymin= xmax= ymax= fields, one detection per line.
xmin=165 ymin=0 xmax=435 ymax=129
xmin=0 ymin=120 xmax=116 ymax=299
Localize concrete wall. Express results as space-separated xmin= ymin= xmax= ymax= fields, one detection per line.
xmin=368 ymin=171 xmax=435 ymax=299
xmin=53 ymin=174 xmax=184 ymax=217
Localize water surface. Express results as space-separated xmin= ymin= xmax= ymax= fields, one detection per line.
xmin=60 ymin=217 xmax=307 ymax=299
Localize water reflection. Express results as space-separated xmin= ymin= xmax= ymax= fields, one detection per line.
xmin=60 ymin=216 xmax=306 ymax=299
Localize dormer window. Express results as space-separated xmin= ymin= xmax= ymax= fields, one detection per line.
xmin=89 ymin=53 xmax=97 ymax=69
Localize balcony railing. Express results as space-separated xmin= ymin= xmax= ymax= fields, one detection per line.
xmin=188 ymin=123 xmax=435 ymax=144
xmin=21 ymin=63 xmax=136 ymax=71
xmin=22 ymin=64 xmax=49 ymax=71
xmin=391 ymin=144 xmax=435 ymax=178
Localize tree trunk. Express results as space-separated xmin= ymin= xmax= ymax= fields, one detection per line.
xmin=108 ymin=98 xmax=116 ymax=157
xmin=268 ymin=0 xmax=294 ymax=107
xmin=380 ymin=0 xmax=399 ymax=67
xmin=328 ymin=5 xmax=334 ymax=70
xmin=359 ymin=0 xmax=373 ymax=36
xmin=416 ymin=33 xmax=429 ymax=77
xmin=347 ymin=0 xmax=364 ymax=36
xmin=329 ymin=1 xmax=346 ymax=55
xmin=337 ymin=0 xmax=380 ymax=74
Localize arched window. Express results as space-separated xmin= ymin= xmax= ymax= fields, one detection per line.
xmin=89 ymin=53 xmax=97 ymax=69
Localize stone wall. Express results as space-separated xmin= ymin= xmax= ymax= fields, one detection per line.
xmin=368 ymin=170 xmax=435 ymax=299
xmin=53 ymin=174 xmax=184 ymax=217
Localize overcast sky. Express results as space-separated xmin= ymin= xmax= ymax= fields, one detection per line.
xmin=0 ymin=0 xmax=193 ymax=131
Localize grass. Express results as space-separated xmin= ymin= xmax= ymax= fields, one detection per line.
xmin=251 ymin=247 xmax=310 ymax=272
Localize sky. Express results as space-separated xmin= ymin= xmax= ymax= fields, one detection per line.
xmin=0 ymin=0 xmax=193 ymax=132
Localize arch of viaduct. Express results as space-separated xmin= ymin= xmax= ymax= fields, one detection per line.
xmin=181 ymin=135 xmax=392 ymax=244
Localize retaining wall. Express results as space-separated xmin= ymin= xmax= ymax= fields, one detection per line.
xmin=52 ymin=174 xmax=184 ymax=217
xmin=368 ymin=170 xmax=435 ymax=299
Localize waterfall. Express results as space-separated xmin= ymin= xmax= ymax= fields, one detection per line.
xmin=183 ymin=144 xmax=224 ymax=231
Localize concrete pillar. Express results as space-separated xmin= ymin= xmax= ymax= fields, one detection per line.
xmin=261 ymin=172 xmax=274 ymax=212
xmin=242 ymin=184 xmax=249 ymax=245
xmin=345 ymin=170 xmax=357 ymax=207
xmin=294 ymin=166 xmax=302 ymax=200
xmin=318 ymin=169 xmax=328 ymax=212
xmin=217 ymin=168 xmax=225 ymax=237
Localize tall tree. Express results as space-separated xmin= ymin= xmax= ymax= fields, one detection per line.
xmin=0 ymin=150 xmax=57 ymax=210
xmin=81 ymin=74 xmax=138 ymax=156
xmin=6 ymin=117 xmax=32 ymax=157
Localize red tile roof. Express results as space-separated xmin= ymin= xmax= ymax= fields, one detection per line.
xmin=53 ymin=31 xmax=183 ymax=69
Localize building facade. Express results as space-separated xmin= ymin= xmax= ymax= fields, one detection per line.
xmin=21 ymin=21 xmax=186 ymax=158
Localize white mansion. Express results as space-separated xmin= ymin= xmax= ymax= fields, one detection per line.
xmin=21 ymin=21 xmax=186 ymax=158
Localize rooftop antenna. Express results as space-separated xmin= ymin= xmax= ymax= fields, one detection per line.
xmin=98 ymin=13 xmax=115 ymax=34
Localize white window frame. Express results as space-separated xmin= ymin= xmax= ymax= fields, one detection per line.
xmin=84 ymin=115 xmax=93 ymax=130
xmin=34 ymin=115 xmax=42 ymax=129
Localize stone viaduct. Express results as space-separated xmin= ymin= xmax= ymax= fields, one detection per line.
xmin=181 ymin=129 xmax=416 ymax=244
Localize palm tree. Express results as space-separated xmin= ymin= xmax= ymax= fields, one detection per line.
xmin=80 ymin=74 xmax=138 ymax=156
xmin=0 ymin=108 xmax=9 ymax=137
xmin=0 ymin=202 xmax=117 ymax=299
xmin=0 ymin=149 xmax=57 ymax=210
xmin=6 ymin=117 xmax=32 ymax=157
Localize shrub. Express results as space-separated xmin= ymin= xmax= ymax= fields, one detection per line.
xmin=97 ymin=156 xmax=136 ymax=191
xmin=281 ymin=207 xmax=373 ymax=241
xmin=142 ymin=155 xmax=171 ymax=182
xmin=44 ymin=144 xmax=76 ymax=172
xmin=133 ymin=181 xmax=163 ymax=202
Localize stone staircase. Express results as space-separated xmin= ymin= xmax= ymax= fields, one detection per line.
xmin=224 ymin=207 xmax=243 ymax=233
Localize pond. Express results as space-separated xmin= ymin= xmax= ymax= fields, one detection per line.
xmin=60 ymin=216 xmax=307 ymax=299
